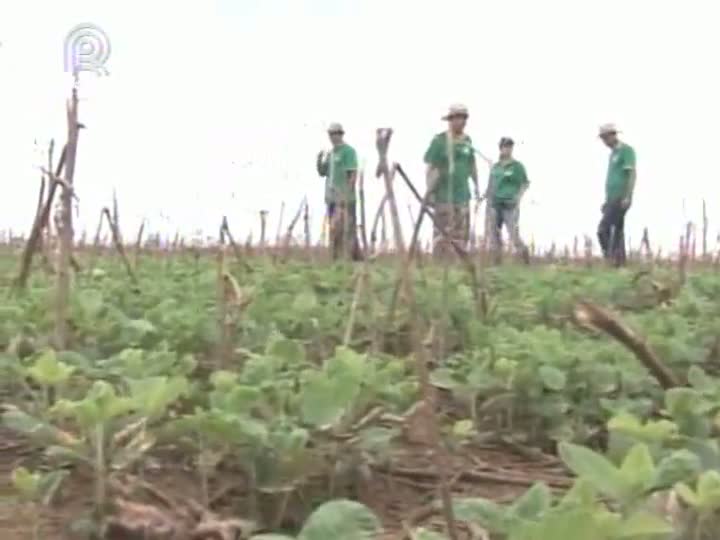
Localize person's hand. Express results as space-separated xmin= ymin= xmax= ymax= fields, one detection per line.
xmin=621 ymin=197 xmax=632 ymax=209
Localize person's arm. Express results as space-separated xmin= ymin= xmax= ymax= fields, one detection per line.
xmin=426 ymin=164 xmax=440 ymax=194
xmin=345 ymin=147 xmax=359 ymax=192
xmin=516 ymin=162 xmax=530 ymax=204
xmin=424 ymin=136 xmax=442 ymax=197
xmin=470 ymin=150 xmax=480 ymax=199
xmin=624 ymin=170 xmax=636 ymax=204
xmin=316 ymin=150 xmax=329 ymax=177
xmin=483 ymin=166 xmax=495 ymax=200
xmin=621 ymin=145 xmax=636 ymax=207
xmin=347 ymin=169 xmax=358 ymax=189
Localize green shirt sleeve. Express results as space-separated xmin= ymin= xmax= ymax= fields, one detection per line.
xmin=343 ymin=146 xmax=358 ymax=171
xmin=621 ymin=145 xmax=636 ymax=170
xmin=424 ymin=135 xmax=443 ymax=166
xmin=517 ymin=162 xmax=529 ymax=185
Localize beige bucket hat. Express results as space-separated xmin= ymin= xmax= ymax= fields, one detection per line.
xmin=327 ymin=122 xmax=344 ymax=133
xmin=442 ymin=104 xmax=469 ymax=120
xmin=598 ymin=123 xmax=620 ymax=136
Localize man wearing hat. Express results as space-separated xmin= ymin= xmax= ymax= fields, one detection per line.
xmin=423 ymin=104 xmax=480 ymax=257
xmin=488 ymin=137 xmax=530 ymax=264
xmin=316 ymin=122 xmax=361 ymax=260
xmin=597 ymin=123 xmax=636 ymax=266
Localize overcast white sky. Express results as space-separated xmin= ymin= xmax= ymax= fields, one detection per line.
xmin=1 ymin=0 xmax=719 ymax=251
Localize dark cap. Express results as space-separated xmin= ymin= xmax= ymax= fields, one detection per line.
xmin=499 ymin=137 xmax=515 ymax=147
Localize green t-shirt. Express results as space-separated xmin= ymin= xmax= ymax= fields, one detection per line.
xmin=424 ymin=132 xmax=475 ymax=204
xmin=321 ymin=143 xmax=358 ymax=203
xmin=605 ymin=143 xmax=636 ymax=202
xmin=490 ymin=159 xmax=529 ymax=204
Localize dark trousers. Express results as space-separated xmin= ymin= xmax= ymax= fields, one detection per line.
xmin=327 ymin=201 xmax=362 ymax=261
xmin=598 ymin=200 xmax=628 ymax=266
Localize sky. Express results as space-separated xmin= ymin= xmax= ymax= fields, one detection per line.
xmin=1 ymin=0 xmax=719 ymax=252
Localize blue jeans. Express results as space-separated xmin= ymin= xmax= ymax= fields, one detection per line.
xmin=491 ymin=200 xmax=529 ymax=263
xmin=598 ymin=199 xmax=628 ymax=266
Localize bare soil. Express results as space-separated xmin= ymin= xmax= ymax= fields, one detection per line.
xmin=0 ymin=425 xmax=570 ymax=540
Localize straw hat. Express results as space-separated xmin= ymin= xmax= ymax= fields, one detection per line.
xmin=442 ymin=104 xmax=469 ymax=120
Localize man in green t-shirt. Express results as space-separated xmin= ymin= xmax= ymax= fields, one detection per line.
xmin=316 ymin=122 xmax=361 ymax=260
xmin=423 ymin=104 xmax=480 ymax=258
xmin=597 ymin=123 xmax=636 ymax=266
xmin=487 ymin=137 xmax=530 ymax=264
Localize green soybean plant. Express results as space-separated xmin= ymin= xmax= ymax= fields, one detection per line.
xmin=8 ymin=466 xmax=69 ymax=540
xmin=3 ymin=376 xmax=188 ymax=527
xmin=674 ymin=470 xmax=720 ymax=539
xmin=250 ymin=499 xmax=381 ymax=540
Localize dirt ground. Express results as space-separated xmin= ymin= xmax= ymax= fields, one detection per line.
xmin=0 ymin=425 xmax=570 ymax=540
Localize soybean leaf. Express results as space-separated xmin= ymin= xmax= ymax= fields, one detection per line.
xmin=26 ymin=349 xmax=75 ymax=386
xmin=411 ymin=529 xmax=448 ymax=540
xmin=559 ymin=442 xmax=627 ymax=501
xmin=617 ymin=511 xmax=673 ymax=538
xmin=538 ymin=365 xmax=566 ymax=391
xmin=453 ymin=498 xmax=511 ymax=533
xmin=298 ymin=499 xmax=381 ymax=540
xmin=619 ymin=444 xmax=655 ymax=493
xmin=510 ymin=482 xmax=551 ymax=521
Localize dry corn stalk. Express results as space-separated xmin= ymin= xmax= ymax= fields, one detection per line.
xmin=375 ymin=127 xmax=458 ymax=540
xmin=259 ymin=210 xmax=269 ymax=249
xmin=101 ymin=207 xmax=139 ymax=285
xmin=55 ymin=85 xmax=81 ymax=349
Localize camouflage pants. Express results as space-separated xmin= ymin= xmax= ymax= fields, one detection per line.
xmin=432 ymin=203 xmax=470 ymax=258
xmin=327 ymin=201 xmax=361 ymax=261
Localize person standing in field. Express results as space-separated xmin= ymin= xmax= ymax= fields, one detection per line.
xmin=315 ymin=122 xmax=361 ymax=260
xmin=487 ymin=137 xmax=530 ymax=264
xmin=597 ymin=124 xmax=636 ymax=266
xmin=424 ymin=104 xmax=480 ymax=258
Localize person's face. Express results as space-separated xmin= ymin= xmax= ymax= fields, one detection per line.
xmin=600 ymin=132 xmax=618 ymax=148
xmin=499 ymin=144 xmax=513 ymax=159
xmin=448 ymin=114 xmax=467 ymax=132
xmin=328 ymin=130 xmax=344 ymax=146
